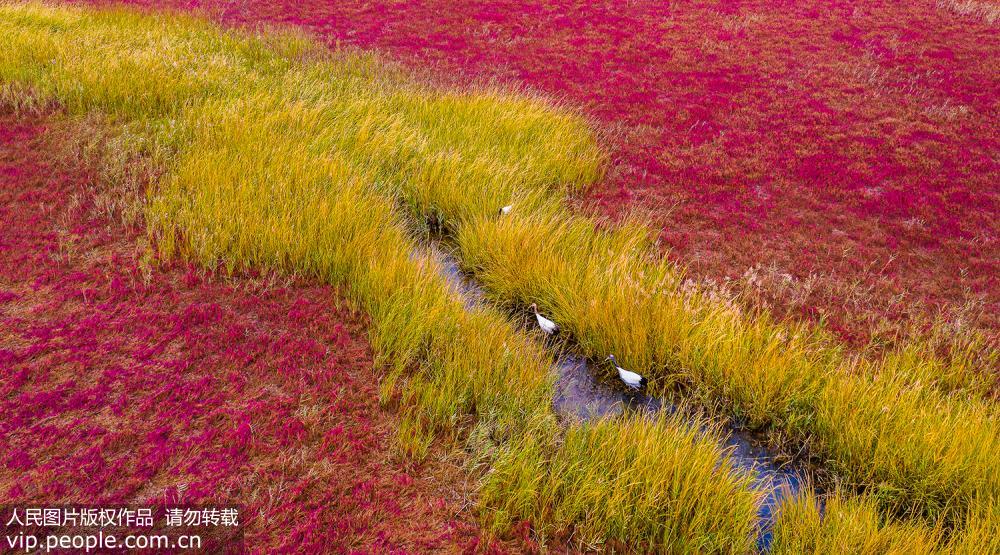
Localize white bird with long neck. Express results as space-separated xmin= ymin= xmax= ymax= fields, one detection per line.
xmin=529 ymin=303 xmax=558 ymax=335
xmin=607 ymin=354 xmax=647 ymax=390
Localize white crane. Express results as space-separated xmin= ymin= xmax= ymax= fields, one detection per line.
xmin=607 ymin=354 xmax=647 ymax=389
xmin=529 ymin=303 xmax=558 ymax=334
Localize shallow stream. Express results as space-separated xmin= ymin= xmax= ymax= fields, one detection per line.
xmin=428 ymin=243 xmax=802 ymax=550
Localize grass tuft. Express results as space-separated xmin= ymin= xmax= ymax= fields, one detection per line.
xmin=771 ymin=489 xmax=944 ymax=554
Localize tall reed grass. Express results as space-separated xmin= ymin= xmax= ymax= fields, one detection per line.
xmin=4 ymin=2 xmax=995 ymax=550
xmin=319 ymin=82 xmax=1000 ymax=532
xmin=0 ymin=3 xmax=763 ymax=550
xmin=448 ymin=167 xmax=1000 ymax=530
xmin=281 ymin=21 xmax=1000 ymax=538
xmin=153 ymin=4 xmax=1000 ymax=545
xmin=770 ymin=489 xmax=944 ymax=554
xmin=772 ymin=489 xmax=1000 ymax=555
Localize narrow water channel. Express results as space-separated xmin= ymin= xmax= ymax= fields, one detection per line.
xmin=427 ymin=243 xmax=801 ymax=550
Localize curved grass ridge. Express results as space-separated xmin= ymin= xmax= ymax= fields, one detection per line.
xmin=103 ymin=0 xmax=1000 ymax=543
xmin=0 ymin=3 xmax=762 ymax=551
xmin=454 ymin=213 xmax=1000 ymax=521
xmin=246 ymin=4 xmax=1000 ymax=534
xmin=215 ymin=12 xmax=1000 ymax=539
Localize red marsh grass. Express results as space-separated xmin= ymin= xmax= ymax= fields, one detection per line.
xmin=0 ymin=4 xmax=765 ymax=551
xmin=3 ymin=2 xmax=998 ymax=551
xmin=91 ymin=0 xmax=999 ymax=359
xmin=0 ymin=112 xmax=492 ymax=552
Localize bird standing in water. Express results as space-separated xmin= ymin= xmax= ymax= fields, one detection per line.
xmin=529 ymin=303 xmax=558 ymax=334
xmin=607 ymin=354 xmax=647 ymax=389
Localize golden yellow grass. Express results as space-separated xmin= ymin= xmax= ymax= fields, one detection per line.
xmin=0 ymin=2 xmax=761 ymax=551
xmin=772 ymin=489 xmax=1000 ymax=555
xmin=3 ymin=1 xmax=998 ymax=551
